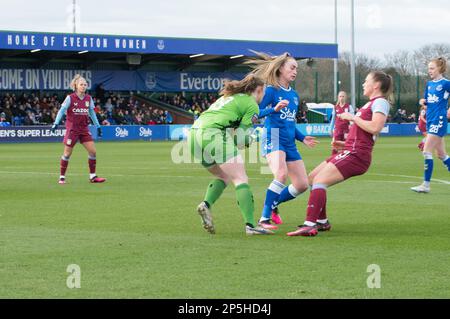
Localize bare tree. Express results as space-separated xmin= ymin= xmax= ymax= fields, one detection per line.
xmin=384 ymin=50 xmax=415 ymax=75
xmin=413 ymin=43 xmax=450 ymax=75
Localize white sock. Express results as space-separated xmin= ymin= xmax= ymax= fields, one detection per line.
xmin=90 ymin=173 xmax=97 ymax=179
xmin=317 ymin=219 xmax=328 ymax=224
xmin=423 ymin=181 xmax=430 ymax=187
xmin=259 ymin=217 xmax=270 ymax=222
xmin=60 ymin=175 xmax=65 ymax=179
xmin=304 ymin=221 xmax=316 ymax=227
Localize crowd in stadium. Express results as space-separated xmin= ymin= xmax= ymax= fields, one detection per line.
xmin=158 ymin=92 xmax=218 ymax=118
xmin=0 ymin=90 xmax=419 ymax=127
xmin=0 ymin=91 xmax=174 ymax=127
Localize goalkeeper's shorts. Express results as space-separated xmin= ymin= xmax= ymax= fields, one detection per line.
xmin=189 ymin=128 xmax=239 ymax=168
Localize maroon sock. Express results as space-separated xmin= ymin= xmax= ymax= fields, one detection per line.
xmin=318 ymin=203 xmax=327 ymax=220
xmin=88 ymin=158 xmax=96 ymax=174
xmin=60 ymin=158 xmax=69 ymax=176
xmin=306 ymin=188 xmax=327 ymax=223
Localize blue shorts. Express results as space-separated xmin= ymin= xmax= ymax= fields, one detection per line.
xmin=261 ymin=139 xmax=302 ymax=162
xmin=427 ymin=118 xmax=448 ymax=137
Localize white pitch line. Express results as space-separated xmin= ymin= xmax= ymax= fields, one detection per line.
xmin=369 ymin=173 xmax=450 ymax=185
xmin=0 ymin=170 xmax=203 ymax=179
xmin=0 ymin=170 xmax=448 ymax=186
xmin=0 ymin=171 xmax=129 ymax=177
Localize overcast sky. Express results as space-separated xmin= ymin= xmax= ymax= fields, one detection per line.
xmin=0 ymin=0 xmax=448 ymax=59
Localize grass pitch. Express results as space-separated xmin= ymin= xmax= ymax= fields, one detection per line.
xmin=0 ymin=136 xmax=449 ymax=298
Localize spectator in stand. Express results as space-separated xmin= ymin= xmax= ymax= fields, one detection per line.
xmin=143 ymin=110 xmax=152 ymax=124
xmin=40 ymin=97 xmax=50 ymax=110
xmin=96 ymin=108 xmax=111 ymax=126
xmin=0 ymin=101 xmax=13 ymax=123
xmin=133 ymin=111 xmax=144 ymax=125
xmin=407 ymin=112 xmax=416 ymax=123
xmin=41 ymin=109 xmax=53 ymax=124
xmin=0 ymin=112 xmax=11 ymax=127
xmin=95 ymin=83 xmax=106 ymax=103
xmin=124 ymin=110 xmax=133 ymax=124
xmin=165 ymin=110 xmax=173 ymax=124
xmin=104 ymin=98 xmax=114 ymax=116
xmin=392 ymin=108 xmax=403 ymax=123
xmin=23 ymin=111 xmax=35 ymax=125
xmin=114 ymin=109 xmax=127 ymax=125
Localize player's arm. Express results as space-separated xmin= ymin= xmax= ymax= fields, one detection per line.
xmin=234 ymin=103 xmax=259 ymax=148
xmin=52 ymin=96 xmax=71 ymax=130
xmin=89 ymin=97 xmax=101 ymax=127
xmin=329 ymin=107 xmax=336 ymax=136
xmin=351 ymin=113 xmax=387 ymax=135
xmin=419 ymin=84 xmax=428 ymax=106
xmin=419 ymin=109 xmax=426 ymax=122
xmin=258 ymin=88 xmax=275 ymax=118
xmin=295 ymin=126 xmax=318 ymax=148
xmin=258 ymin=87 xmax=288 ymax=118
xmin=295 ymin=126 xmax=305 ymax=142
xmin=339 ymin=100 xmax=389 ymax=135
xmin=349 ymin=104 xmax=355 ymax=114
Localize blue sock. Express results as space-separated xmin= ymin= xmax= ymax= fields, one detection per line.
xmin=278 ymin=184 xmax=304 ymax=205
xmin=441 ymin=155 xmax=450 ymax=171
xmin=260 ymin=180 xmax=284 ymax=221
xmin=424 ymin=152 xmax=433 ymax=182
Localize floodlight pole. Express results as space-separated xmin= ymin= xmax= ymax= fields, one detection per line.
xmin=73 ymin=0 xmax=77 ymax=33
xmin=333 ymin=0 xmax=338 ymax=101
xmin=350 ymin=0 xmax=356 ymax=109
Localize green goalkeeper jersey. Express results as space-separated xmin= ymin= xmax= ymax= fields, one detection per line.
xmin=191 ymin=94 xmax=259 ymax=130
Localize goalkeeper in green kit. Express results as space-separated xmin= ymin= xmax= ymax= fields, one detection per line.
xmin=189 ymin=74 xmax=282 ymax=235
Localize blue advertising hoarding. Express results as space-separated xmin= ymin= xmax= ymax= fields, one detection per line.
xmin=101 ymin=125 xmax=169 ymax=141
xmin=0 ymin=69 xmax=245 ymax=92
xmin=0 ymin=123 xmax=445 ymax=143
xmin=0 ymin=125 xmax=169 ymax=143
xmin=295 ymin=123 xmax=424 ymax=136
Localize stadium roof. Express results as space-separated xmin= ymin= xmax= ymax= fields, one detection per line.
xmin=0 ymin=30 xmax=337 ymax=69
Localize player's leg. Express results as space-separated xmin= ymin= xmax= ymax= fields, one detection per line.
xmin=279 ymin=160 xmax=309 ymax=203
xmin=59 ymin=144 xmax=74 ymax=184
xmin=196 ymin=164 xmax=230 ymax=234
xmin=268 ymin=145 xmax=308 ymax=225
xmin=331 ymin=132 xmax=343 ymax=155
xmin=205 ymin=164 xmax=230 ymax=207
xmin=273 ymin=160 xmax=309 ymax=223
xmin=418 ymin=132 xmax=426 ymax=151
xmin=287 ymin=162 xmax=344 ymax=237
xmin=307 ymin=161 xmax=332 ymax=229
xmin=411 ymin=134 xmax=441 ymax=193
xmin=308 ymin=161 xmax=328 ymax=186
xmin=435 ymin=136 xmax=450 ymax=171
xmin=82 ymin=141 xmax=106 ymax=183
xmin=219 ymin=156 xmax=273 ymax=235
xmin=259 ymin=150 xmax=288 ymax=228
xmin=190 ymin=128 xmax=223 ymax=234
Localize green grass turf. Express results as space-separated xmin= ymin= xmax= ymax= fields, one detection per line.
xmin=0 ymin=136 xmax=449 ymax=298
